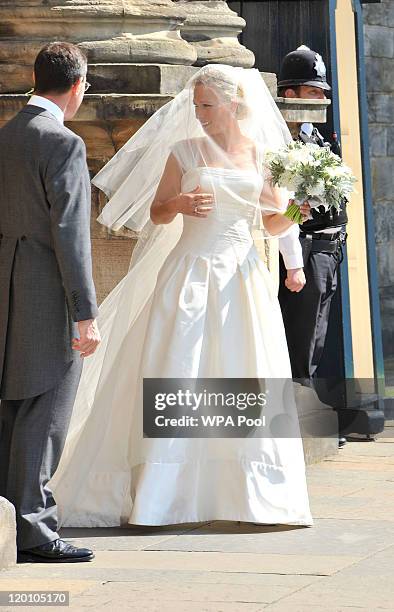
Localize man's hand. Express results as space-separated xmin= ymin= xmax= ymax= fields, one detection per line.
xmin=72 ymin=319 xmax=101 ymax=358
xmin=285 ymin=268 xmax=306 ymax=293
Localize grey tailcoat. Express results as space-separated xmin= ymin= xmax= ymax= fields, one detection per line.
xmin=0 ymin=105 xmax=98 ymax=400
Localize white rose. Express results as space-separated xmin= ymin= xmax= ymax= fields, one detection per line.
xmin=287 ymin=150 xmax=313 ymax=166
xmin=279 ymin=170 xmax=304 ymax=192
xmin=326 ymin=166 xmax=345 ymax=179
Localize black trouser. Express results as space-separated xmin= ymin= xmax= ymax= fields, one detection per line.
xmin=278 ymin=236 xmax=341 ymax=385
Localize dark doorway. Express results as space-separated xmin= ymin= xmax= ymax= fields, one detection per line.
xmin=228 ymin=1 xmax=330 ymax=76
xmin=228 ymin=0 xmax=333 ymax=137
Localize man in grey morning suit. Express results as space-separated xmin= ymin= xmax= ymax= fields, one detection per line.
xmin=0 ymin=42 xmax=101 ymax=562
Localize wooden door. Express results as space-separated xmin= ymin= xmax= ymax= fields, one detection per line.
xmin=228 ymin=1 xmax=331 ymax=79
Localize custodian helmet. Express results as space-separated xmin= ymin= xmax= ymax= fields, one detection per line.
xmin=278 ymin=45 xmax=331 ymax=91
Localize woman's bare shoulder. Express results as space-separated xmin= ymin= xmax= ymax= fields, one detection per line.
xmin=172 ymin=137 xmax=206 ymax=150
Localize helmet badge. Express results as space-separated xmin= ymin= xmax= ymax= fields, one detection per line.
xmin=314 ymin=53 xmax=327 ymax=79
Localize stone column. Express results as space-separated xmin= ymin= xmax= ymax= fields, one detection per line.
xmin=174 ymin=0 xmax=255 ymax=66
xmin=0 ymin=0 xmax=197 ymax=94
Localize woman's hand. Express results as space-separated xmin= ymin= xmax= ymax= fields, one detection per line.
xmin=151 ymin=154 xmax=213 ymax=224
xmin=175 ymin=185 xmax=214 ymax=218
xmin=263 ymin=199 xmax=312 ymax=235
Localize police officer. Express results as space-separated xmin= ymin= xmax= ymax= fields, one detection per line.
xmin=277 ymin=45 xmax=348 ymax=447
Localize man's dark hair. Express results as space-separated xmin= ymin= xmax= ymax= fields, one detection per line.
xmin=277 ymin=85 xmax=301 ymax=98
xmin=34 ymin=42 xmax=87 ymax=94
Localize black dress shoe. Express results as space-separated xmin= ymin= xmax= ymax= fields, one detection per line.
xmin=338 ymin=437 xmax=347 ymax=448
xmin=19 ymin=539 xmax=94 ymax=563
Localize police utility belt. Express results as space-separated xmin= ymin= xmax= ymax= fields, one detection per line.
xmin=300 ymin=230 xmax=344 ymax=251
xmin=299 ymin=230 xmax=347 ymax=264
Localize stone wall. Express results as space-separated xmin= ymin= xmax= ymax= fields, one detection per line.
xmin=363 ymin=0 xmax=394 ymax=364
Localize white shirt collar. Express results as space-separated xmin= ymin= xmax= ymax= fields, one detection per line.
xmin=27 ymin=95 xmax=64 ymax=125
xmin=300 ymin=122 xmax=313 ymax=137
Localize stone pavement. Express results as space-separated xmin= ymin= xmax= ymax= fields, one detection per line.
xmin=1 ymin=423 xmax=394 ymax=611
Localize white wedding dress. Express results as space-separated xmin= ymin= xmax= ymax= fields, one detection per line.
xmin=50 ymin=160 xmax=313 ymax=528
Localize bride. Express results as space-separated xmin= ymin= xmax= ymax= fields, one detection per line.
xmin=49 ymin=64 xmax=313 ymax=527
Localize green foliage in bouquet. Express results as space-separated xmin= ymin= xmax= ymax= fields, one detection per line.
xmin=264 ymin=141 xmax=357 ymax=224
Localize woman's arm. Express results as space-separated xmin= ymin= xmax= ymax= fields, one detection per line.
xmin=262 ymin=212 xmax=294 ymax=236
xmin=150 ymin=153 xmax=214 ymax=225
xmin=150 ymin=154 xmax=183 ymax=225
xmin=259 ymin=178 xmax=309 ymax=236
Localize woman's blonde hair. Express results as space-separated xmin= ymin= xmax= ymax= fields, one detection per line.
xmin=192 ymin=65 xmax=249 ymax=120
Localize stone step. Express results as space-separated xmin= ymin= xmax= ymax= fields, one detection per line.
xmin=277 ymin=97 xmax=331 ymax=124
xmin=0 ymin=497 xmax=17 ymax=570
xmin=86 ymin=64 xmax=278 ymax=97
xmin=0 ymin=92 xmax=330 ymax=126
xmin=294 ymin=384 xmax=339 ymax=464
xmin=0 ymin=94 xmax=172 ymax=123
xmin=87 ymin=63 xmax=198 ymax=96
xmin=0 ymin=59 xmax=277 ymax=97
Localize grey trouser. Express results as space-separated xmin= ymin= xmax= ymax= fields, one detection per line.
xmin=0 ymin=359 xmax=82 ymax=550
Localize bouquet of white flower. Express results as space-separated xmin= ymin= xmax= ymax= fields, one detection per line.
xmin=264 ymin=141 xmax=357 ymax=224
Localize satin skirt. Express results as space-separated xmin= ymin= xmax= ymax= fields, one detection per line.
xmin=50 ymin=237 xmax=313 ymax=528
